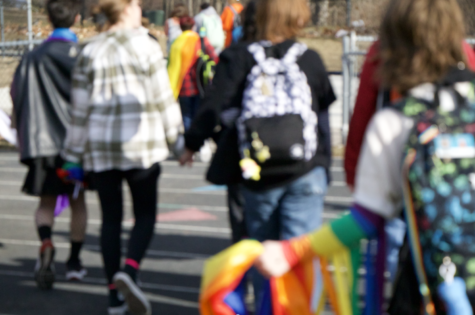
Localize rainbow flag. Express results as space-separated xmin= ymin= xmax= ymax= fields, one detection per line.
xmin=200 ymin=240 xmax=331 ymax=315
xmin=167 ymin=30 xmax=200 ymax=99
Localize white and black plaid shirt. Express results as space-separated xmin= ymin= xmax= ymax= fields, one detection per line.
xmin=63 ymin=28 xmax=183 ymax=172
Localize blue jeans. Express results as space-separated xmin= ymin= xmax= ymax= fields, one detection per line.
xmin=243 ymin=166 xmax=328 ymax=310
xmin=179 ymin=95 xmax=201 ymax=131
xmin=385 ymin=218 xmax=406 ymax=282
xmin=243 ymin=166 xmax=327 ymax=242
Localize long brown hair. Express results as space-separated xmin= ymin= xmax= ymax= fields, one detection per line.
xmin=379 ymin=0 xmax=466 ymax=94
xmin=255 ymin=0 xmax=310 ymax=43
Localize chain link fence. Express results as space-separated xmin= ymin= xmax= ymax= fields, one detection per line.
xmin=0 ymin=1 xmax=47 ymax=116
xmin=1 ymin=0 xmax=475 ymax=141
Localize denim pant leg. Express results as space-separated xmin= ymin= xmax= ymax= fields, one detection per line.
xmin=190 ymin=95 xmax=201 ymax=122
xmin=179 ymin=97 xmax=193 ymax=131
xmin=279 ymin=166 xmax=328 ymax=240
xmin=385 ymin=218 xmax=406 ymax=282
xmin=242 ymin=185 xmax=286 ymax=310
xmin=179 ymin=96 xmax=201 ymax=131
xmin=243 ymin=186 xmax=285 ymax=242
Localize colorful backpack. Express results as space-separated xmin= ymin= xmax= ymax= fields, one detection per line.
xmin=200 ymin=14 xmax=225 ymax=52
xmin=397 ymin=76 xmax=475 ymax=314
xmin=236 ymin=42 xmax=317 ymax=181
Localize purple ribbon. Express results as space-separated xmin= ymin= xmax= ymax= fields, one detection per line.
xmin=54 ymin=194 xmax=69 ymax=217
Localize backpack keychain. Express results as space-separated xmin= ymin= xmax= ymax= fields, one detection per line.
xmin=437 ymin=256 xmax=473 ymax=315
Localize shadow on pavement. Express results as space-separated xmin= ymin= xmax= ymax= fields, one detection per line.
xmin=0 ymin=233 xmax=232 ymax=315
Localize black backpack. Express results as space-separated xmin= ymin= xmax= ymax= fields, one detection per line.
xmin=196 ymin=37 xmax=216 ymax=98
xmin=236 ymin=42 xmax=316 ymax=181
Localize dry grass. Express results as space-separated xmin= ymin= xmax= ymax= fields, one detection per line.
xmin=0 ymin=58 xmax=20 ymax=88
xmin=299 ymin=37 xmax=343 ymax=72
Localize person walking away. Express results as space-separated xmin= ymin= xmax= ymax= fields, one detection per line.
xmin=237 ymin=1 xmax=256 ymax=43
xmin=221 ymin=0 xmax=243 ymax=48
xmin=179 ymin=0 xmax=258 ymax=245
xmin=10 ymin=0 xmax=88 ymax=290
xmin=168 ymin=16 xmax=218 ymax=162
xmin=195 ymin=3 xmax=225 ymax=55
xmin=344 ymin=24 xmax=475 ymax=285
xmin=231 ymin=1 xmax=256 ymax=44
xmin=62 ymin=0 xmax=183 ymax=314
xmin=255 ymin=0 xmax=475 ymax=314
xmin=184 ymin=0 xmax=335 ymax=307
xmin=165 ymin=3 xmax=187 ymax=54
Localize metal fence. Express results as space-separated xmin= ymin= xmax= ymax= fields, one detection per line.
xmin=0 ymin=0 xmax=45 ymax=115
xmin=340 ymin=33 xmax=475 ymax=145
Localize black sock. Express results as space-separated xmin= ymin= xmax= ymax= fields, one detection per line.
xmin=37 ymin=226 xmax=52 ymax=242
xmin=67 ymin=241 xmax=83 ymax=265
xmin=124 ymin=264 xmax=138 ymax=283
xmin=109 ymin=289 xmax=124 ymax=307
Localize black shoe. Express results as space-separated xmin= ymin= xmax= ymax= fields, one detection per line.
xmin=113 ymin=272 xmax=151 ymax=315
xmin=66 ymin=260 xmax=87 ymax=281
xmin=34 ymin=240 xmax=55 ymax=290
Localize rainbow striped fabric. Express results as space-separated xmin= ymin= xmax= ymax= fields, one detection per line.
xmin=199 ymin=240 xmax=327 ymax=315
xmin=200 ymin=209 xmax=383 ymax=315
xmin=167 ymin=30 xmax=201 ymax=99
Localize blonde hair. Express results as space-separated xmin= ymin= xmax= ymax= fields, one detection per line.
xmin=379 ymin=0 xmax=466 ymax=94
xmin=99 ymin=0 xmax=132 ymax=25
xmin=256 ymin=0 xmax=310 ymax=43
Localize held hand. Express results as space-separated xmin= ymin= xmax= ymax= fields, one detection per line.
xmin=57 ymin=162 xmax=84 ymax=182
xmin=254 ymin=241 xmax=291 ymax=279
xmin=179 ymin=148 xmax=195 ymax=167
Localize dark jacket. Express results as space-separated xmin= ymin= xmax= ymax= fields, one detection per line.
xmin=11 ymin=40 xmax=78 ymax=162
xmin=185 ymin=40 xmax=336 ymax=190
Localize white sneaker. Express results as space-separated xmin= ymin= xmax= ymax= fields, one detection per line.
xmin=66 ymin=260 xmax=87 ymax=281
xmin=107 ymin=303 xmax=128 ymax=315
xmin=113 ymin=272 xmax=151 ymax=315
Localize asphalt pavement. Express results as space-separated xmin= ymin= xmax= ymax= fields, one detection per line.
xmin=0 ymin=149 xmax=352 ymax=315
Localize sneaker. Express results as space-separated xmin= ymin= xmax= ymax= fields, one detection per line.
xmin=113 ymin=272 xmax=151 ymax=315
xmin=108 ymin=303 xmax=128 ymax=315
xmin=34 ymin=240 xmax=55 ymax=290
xmin=66 ymin=260 xmax=87 ymax=281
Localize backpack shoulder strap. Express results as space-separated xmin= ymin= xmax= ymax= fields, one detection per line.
xmin=200 ymin=37 xmax=206 ymax=53
xmin=229 ymin=5 xmax=238 ymax=16
xmin=282 ymin=43 xmax=307 ymax=65
xmin=247 ymin=42 xmax=267 ymax=65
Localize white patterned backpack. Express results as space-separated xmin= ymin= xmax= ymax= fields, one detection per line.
xmin=237 ymin=42 xmax=317 ymax=181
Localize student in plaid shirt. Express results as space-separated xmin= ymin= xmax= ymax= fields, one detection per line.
xmin=62 ymin=0 xmax=183 ymax=314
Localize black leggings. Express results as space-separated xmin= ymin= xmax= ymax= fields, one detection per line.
xmin=92 ymin=164 xmax=161 ymax=284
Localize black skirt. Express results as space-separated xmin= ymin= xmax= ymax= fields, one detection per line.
xmin=22 ymin=155 xmax=76 ymax=197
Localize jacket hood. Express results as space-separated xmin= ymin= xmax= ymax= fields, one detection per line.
xmin=200 ymin=6 xmax=219 ymax=16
